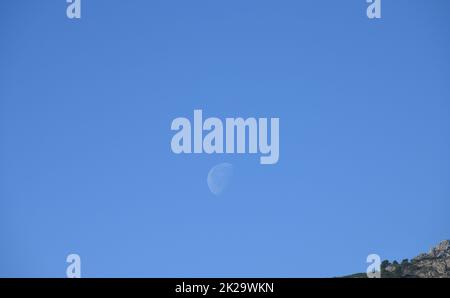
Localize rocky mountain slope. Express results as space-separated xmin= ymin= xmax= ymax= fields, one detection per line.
xmin=347 ymin=240 xmax=450 ymax=278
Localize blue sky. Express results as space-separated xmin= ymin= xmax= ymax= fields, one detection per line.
xmin=1 ymin=0 xmax=449 ymax=277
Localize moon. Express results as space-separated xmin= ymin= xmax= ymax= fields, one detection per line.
xmin=207 ymin=163 xmax=233 ymax=196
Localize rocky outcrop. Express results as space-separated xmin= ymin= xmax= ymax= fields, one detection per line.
xmin=393 ymin=240 xmax=450 ymax=278
xmin=346 ymin=240 xmax=450 ymax=278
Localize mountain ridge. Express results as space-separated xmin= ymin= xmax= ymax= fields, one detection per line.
xmin=345 ymin=240 xmax=450 ymax=278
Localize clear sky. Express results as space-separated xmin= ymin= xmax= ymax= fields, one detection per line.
xmin=1 ymin=0 xmax=449 ymax=277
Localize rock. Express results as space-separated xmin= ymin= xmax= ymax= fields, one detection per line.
xmin=385 ymin=265 xmax=396 ymax=272
xmin=392 ymin=240 xmax=450 ymax=278
xmin=346 ymin=240 xmax=450 ymax=278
